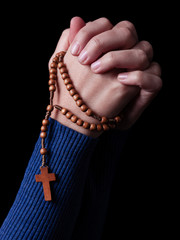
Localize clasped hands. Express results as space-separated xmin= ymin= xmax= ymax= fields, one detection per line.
xmin=51 ymin=17 xmax=162 ymax=137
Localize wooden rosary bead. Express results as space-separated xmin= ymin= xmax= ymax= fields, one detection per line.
xmin=90 ymin=123 xmax=97 ymax=131
xmin=76 ymin=119 xmax=83 ymax=126
xmin=40 ymin=132 xmax=47 ymax=138
xmin=50 ymin=62 xmax=57 ymax=69
xmin=97 ymin=124 xmax=103 ymax=131
xmin=101 ymin=116 xmax=108 ymax=124
xmin=71 ymin=115 xmax=78 ymax=123
xmin=58 ymin=62 xmax=65 ymax=69
xmin=61 ymin=73 xmax=69 ymax=80
xmin=40 ymin=148 xmax=47 ymax=155
xmin=55 ymin=52 xmax=61 ymax=57
xmin=64 ymin=78 xmax=72 ymax=85
xmin=69 ymin=89 xmax=77 ymax=96
xmin=48 ymin=79 xmax=56 ymax=86
xmin=49 ymin=68 xmax=57 ymax=74
xmin=114 ymin=116 xmax=122 ymax=123
xmin=102 ymin=124 xmax=110 ymax=131
xmin=66 ymin=111 xmax=73 ymax=119
xmin=41 ymin=125 xmax=47 ymax=132
xmin=73 ymin=94 xmax=80 ymax=101
xmin=52 ymin=56 xmax=59 ymax=63
xmin=80 ymin=104 xmax=88 ymax=112
xmin=59 ymin=67 xmax=68 ymax=74
xmin=49 ymin=85 xmax=56 ymax=92
xmin=76 ymin=99 xmax=83 ymax=107
xmin=46 ymin=105 xmax=54 ymax=112
xmin=49 ymin=74 xmax=57 ymax=80
xmin=42 ymin=119 xmax=49 ymax=126
xmin=66 ymin=84 xmax=73 ymax=91
xmin=56 ymin=51 xmax=66 ymax=57
xmin=85 ymin=108 xmax=93 ymax=116
xmin=61 ymin=108 xmax=68 ymax=115
xmin=83 ymin=122 xmax=90 ymax=129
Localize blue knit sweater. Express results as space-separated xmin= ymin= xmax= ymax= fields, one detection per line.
xmin=0 ymin=118 xmax=127 ymax=239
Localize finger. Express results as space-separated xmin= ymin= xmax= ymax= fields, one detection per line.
xmin=132 ymin=40 xmax=153 ymax=62
xmin=118 ymin=91 xmax=151 ymax=130
xmin=70 ymin=17 xmax=113 ymax=56
xmin=49 ymin=29 xmax=70 ymax=68
xmin=54 ymin=29 xmax=70 ymax=53
xmin=113 ymin=20 xmax=138 ymax=43
xmin=69 ymin=16 xmax=86 ymax=44
xmin=119 ymin=85 xmax=160 ymax=130
xmin=91 ymin=48 xmax=149 ymax=73
xmin=144 ymin=62 xmax=162 ymax=77
xmin=91 ymin=40 xmax=153 ymax=73
xmin=118 ymin=70 xmax=162 ymax=93
xmin=118 ymin=71 xmax=162 ymax=130
xmin=78 ymin=23 xmax=138 ymax=65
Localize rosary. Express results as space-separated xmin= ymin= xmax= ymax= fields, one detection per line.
xmin=35 ymin=51 xmax=123 ymax=201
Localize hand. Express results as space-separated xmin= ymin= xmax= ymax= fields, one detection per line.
xmin=51 ymin=33 xmax=139 ymax=137
xmin=50 ymin=17 xmax=162 ymax=136
xmin=69 ymin=17 xmax=162 ymax=129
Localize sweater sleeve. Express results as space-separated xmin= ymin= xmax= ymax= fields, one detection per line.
xmin=0 ymin=118 xmax=98 ymax=240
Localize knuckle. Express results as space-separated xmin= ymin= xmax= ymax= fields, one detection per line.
xmin=141 ymin=40 xmax=153 ymax=51
xmin=78 ymin=28 xmax=90 ymax=39
xmin=107 ymin=51 xmax=115 ymax=63
xmin=91 ymin=36 xmax=102 ymax=49
xmin=140 ymin=40 xmax=153 ymax=59
xmin=99 ymin=17 xmax=112 ymax=28
xmin=136 ymin=49 xmax=146 ymax=60
xmin=136 ymin=49 xmax=149 ymax=68
xmin=134 ymin=70 xmax=144 ymax=84
xmin=120 ymin=27 xmax=135 ymax=47
xmin=120 ymin=20 xmax=136 ymax=32
xmin=85 ymin=21 xmax=92 ymax=29
xmin=120 ymin=27 xmax=132 ymax=38
xmin=151 ymin=62 xmax=162 ymax=76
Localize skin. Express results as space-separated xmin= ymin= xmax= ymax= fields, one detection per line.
xmin=50 ymin=17 xmax=162 ymax=137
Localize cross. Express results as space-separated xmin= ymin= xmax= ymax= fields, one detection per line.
xmin=35 ymin=166 xmax=56 ymax=201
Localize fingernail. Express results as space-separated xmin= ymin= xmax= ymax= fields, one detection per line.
xmin=78 ymin=50 xmax=88 ymax=64
xmin=71 ymin=41 xmax=80 ymax=55
xmin=91 ymin=60 xmax=101 ymax=72
xmin=117 ymin=73 xmax=128 ymax=81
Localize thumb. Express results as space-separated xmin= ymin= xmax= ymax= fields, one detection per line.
xmin=69 ymin=16 xmax=86 ymax=43
xmin=54 ymin=29 xmax=70 ymax=53
xmin=49 ymin=29 xmax=70 ymax=68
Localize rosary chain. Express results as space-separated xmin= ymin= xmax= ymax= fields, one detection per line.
xmin=39 ymin=51 xmax=123 ymax=167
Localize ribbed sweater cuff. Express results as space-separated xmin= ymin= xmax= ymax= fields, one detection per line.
xmin=0 ymin=118 xmax=98 ymax=240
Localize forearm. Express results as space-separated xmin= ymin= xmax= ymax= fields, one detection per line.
xmin=0 ymin=118 xmax=98 ymax=239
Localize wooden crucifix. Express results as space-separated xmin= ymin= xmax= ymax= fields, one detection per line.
xmin=35 ymin=166 xmax=56 ymax=201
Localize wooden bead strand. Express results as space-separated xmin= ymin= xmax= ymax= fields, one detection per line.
xmin=57 ymin=51 xmax=123 ymax=125
xmin=36 ymin=51 xmax=124 ymax=202
xmin=54 ymin=105 xmax=102 ymax=132
xmin=40 ymin=51 xmax=123 ymax=167
xmin=39 ymin=51 xmax=65 ymax=167
xmin=54 ymin=105 xmax=117 ymax=132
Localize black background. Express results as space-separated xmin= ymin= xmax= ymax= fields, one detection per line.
xmin=0 ymin=1 xmax=178 ymax=239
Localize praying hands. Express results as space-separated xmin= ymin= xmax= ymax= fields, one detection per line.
xmin=50 ymin=17 xmax=162 ymax=137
